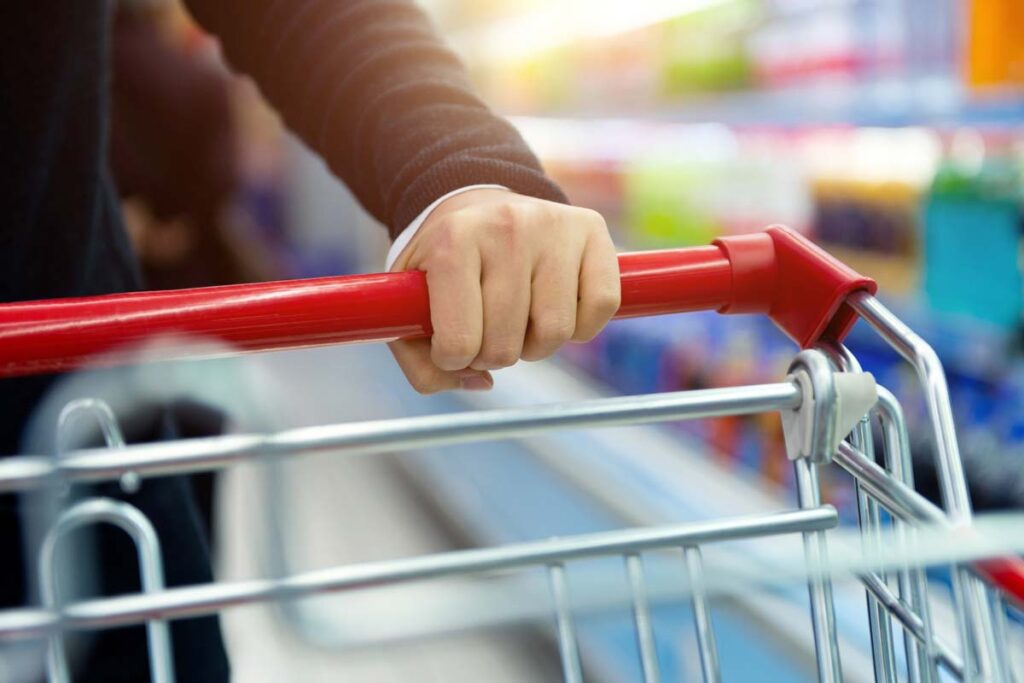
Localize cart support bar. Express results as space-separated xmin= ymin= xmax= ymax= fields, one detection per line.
xmin=0 ymin=226 xmax=874 ymax=377
xmin=0 ymin=382 xmax=801 ymax=492
xmin=0 ymin=506 xmax=839 ymax=640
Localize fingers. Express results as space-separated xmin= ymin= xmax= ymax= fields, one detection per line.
xmin=573 ymin=226 xmax=621 ymax=342
xmin=522 ymin=250 xmax=579 ymax=361
xmin=422 ymin=227 xmax=484 ymax=371
xmin=389 ymin=192 xmax=619 ymax=396
xmin=471 ymin=252 xmax=531 ymax=371
xmin=389 ymin=339 xmax=493 ymax=394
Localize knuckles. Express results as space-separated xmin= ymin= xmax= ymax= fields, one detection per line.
xmin=423 ymin=200 xmax=609 ymax=262
xmin=432 ymin=333 xmax=481 ymax=370
xmin=573 ymin=284 xmax=621 ymax=343
xmin=531 ymin=313 xmax=576 ymax=346
xmin=474 ymin=346 xmax=520 ymax=369
xmin=593 ymin=285 xmax=622 ymax=317
xmin=575 ymin=206 xmax=607 ymax=229
xmin=487 ymin=201 xmax=520 ymax=232
xmin=427 ymin=201 xmax=537 ymax=250
xmin=423 ymin=216 xmax=470 ymax=266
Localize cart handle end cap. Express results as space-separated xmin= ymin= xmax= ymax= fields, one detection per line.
xmin=714 ymin=225 xmax=877 ymax=348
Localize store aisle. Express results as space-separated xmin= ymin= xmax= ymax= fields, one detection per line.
xmin=212 ymin=346 xmax=562 ymax=683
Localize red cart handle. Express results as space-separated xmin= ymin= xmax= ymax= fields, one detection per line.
xmin=0 ymin=225 xmax=874 ymax=377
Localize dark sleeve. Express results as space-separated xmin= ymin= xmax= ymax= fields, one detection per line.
xmin=183 ymin=0 xmax=568 ymax=238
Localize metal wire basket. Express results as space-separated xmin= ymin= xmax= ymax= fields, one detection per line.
xmin=0 ymin=226 xmax=1022 ymax=682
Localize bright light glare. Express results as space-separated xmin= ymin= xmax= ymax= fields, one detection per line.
xmin=454 ymin=0 xmax=731 ymax=64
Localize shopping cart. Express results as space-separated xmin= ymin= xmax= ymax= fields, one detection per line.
xmin=0 ymin=225 xmax=1022 ymax=682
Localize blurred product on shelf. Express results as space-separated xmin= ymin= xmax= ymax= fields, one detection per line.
xmin=966 ymin=0 xmax=1024 ymax=91
xmin=750 ymin=1 xmax=868 ymax=87
xmin=621 ymin=132 xmax=810 ymax=246
xmin=804 ymin=128 xmax=937 ymax=253
xmin=923 ymin=131 xmax=1023 ymax=327
xmin=751 ymin=0 xmax=958 ymax=87
xmin=512 ymin=118 xmax=814 ymax=248
xmin=659 ymin=0 xmax=758 ymax=95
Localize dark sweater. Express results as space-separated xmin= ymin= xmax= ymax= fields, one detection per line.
xmin=0 ymin=1 xmax=564 ymax=680
xmin=189 ymin=0 xmax=566 ymax=236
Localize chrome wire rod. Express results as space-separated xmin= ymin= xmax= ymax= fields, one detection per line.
xmin=849 ymin=292 xmax=1010 ymax=680
xmin=0 ymin=507 xmax=836 ymax=641
xmin=834 ymin=442 xmax=947 ymax=527
xmin=859 ymin=572 xmax=964 ymax=677
xmin=0 ymin=382 xmax=801 ymax=493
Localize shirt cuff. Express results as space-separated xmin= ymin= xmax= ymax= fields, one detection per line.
xmin=386 ymin=184 xmax=508 ymax=271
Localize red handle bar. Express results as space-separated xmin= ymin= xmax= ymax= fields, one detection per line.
xmin=0 ymin=226 xmax=873 ymax=377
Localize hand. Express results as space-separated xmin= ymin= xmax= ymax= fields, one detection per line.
xmin=388 ymin=189 xmax=620 ymax=393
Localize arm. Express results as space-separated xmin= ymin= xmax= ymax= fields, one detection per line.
xmin=183 ymin=0 xmax=563 ymax=235
xmin=184 ymin=0 xmax=620 ymax=391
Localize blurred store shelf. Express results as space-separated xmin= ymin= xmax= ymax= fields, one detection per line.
xmin=502 ymin=79 xmax=1024 ymax=128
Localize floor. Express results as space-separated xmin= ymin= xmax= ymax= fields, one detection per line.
xmin=213 ymin=345 xmax=563 ymax=683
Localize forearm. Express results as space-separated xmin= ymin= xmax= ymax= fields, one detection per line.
xmin=184 ymin=0 xmax=566 ymax=236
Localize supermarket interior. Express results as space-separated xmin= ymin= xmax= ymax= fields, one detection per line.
xmin=4 ymin=0 xmax=1024 ymax=682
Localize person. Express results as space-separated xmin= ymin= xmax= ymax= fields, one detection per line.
xmin=109 ymin=1 xmax=264 ymax=291
xmin=0 ymin=1 xmax=620 ymax=681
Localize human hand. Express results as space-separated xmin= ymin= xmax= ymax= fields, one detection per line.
xmin=388 ymin=189 xmax=620 ymax=393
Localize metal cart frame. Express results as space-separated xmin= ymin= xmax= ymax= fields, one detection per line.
xmin=0 ymin=226 xmax=1022 ymax=682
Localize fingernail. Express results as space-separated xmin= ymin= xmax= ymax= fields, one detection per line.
xmin=460 ymin=374 xmax=493 ymax=391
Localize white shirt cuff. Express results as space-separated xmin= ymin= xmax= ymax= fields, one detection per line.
xmin=386 ymin=184 xmax=508 ymax=270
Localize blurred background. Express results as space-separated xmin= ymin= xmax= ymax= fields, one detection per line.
xmin=71 ymin=0 xmax=1024 ymax=680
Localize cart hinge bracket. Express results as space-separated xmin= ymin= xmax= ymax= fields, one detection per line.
xmin=782 ymin=350 xmax=877 ymax=464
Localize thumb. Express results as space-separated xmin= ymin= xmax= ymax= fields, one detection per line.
xmin=388 ymin=338 xmax=494 ymax=395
